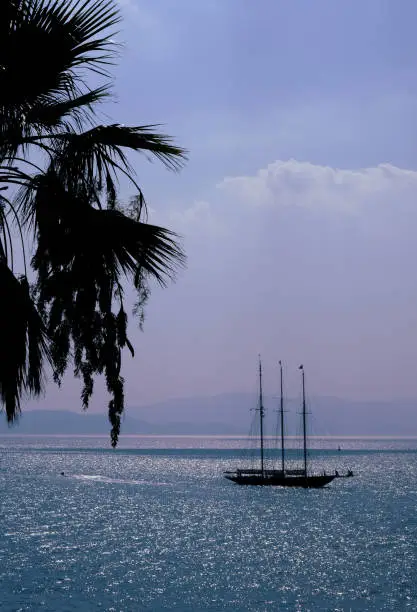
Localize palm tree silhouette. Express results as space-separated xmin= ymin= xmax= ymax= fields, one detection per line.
xmin=0 ymin=0 xmax=186 ymax=446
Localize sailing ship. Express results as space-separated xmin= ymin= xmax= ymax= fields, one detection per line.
xmin=224 ymin=359 xmax=353 ymax=488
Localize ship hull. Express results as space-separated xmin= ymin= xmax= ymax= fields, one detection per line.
xmin=224 ymin=474 xmax=336 ymax=488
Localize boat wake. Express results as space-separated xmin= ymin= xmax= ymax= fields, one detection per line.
xmin=69 ymin=474 xmax=168 ymax=486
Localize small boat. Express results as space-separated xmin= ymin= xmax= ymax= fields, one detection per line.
xmin=224 ymin=359 xmax=352 ymax=488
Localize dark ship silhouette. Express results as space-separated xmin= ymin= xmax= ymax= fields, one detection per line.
xmin=224 ymin=360 xmax=353 ymax=488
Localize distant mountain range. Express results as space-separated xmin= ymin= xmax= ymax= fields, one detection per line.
xmin=1 ymin=393 xmax=417 ymax=436
xmin=0 ymin=409 xmax=241 ymax=436
xmin=126 ymin=394 xmax=417 ymax=436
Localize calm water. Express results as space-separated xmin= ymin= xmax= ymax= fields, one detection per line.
xmin=1 ymin=436 xmax=417 ymax=611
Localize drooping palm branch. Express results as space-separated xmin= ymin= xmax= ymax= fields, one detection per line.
xmin=0 ymin=261 xmax=51 ymax=420
xmin=0 ymin=0 xmax=187 ymax=445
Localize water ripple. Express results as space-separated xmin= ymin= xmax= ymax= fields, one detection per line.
xmin=0 ymin=439 xmax=416 ymax=611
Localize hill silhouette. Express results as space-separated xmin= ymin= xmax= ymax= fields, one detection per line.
xmin=1 ymin=394 xmax=417 ymax=436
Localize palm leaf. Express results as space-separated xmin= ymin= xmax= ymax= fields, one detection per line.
xmin=61 ymin=124 xmax=187 ymax=169
xmin=20 ymin=173 xmax=185 ymax=446
xmin=25 ymin=172 xmax=185 ymax=286
xmin=24 ymin=86 xmax=111 ymax=132
xmin=0 ymin=261 xmax=51 ymax=421
xmin=0 ymin=0 xmax=120 ymax=157
xmin=52 ymin=124 xmax=187 ymax=191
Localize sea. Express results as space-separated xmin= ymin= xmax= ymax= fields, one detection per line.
xmin=0 ymin=435 xmax=416 ymax=611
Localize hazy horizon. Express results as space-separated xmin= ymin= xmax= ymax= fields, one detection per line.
xmin=16 ymin=393 xmax=417 ymax=437
xmin=23 ymin=389 xmax=417 ymax=412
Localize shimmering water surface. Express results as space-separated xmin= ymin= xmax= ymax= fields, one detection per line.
xmin=1 ymin=436 xmax=416 ymax=611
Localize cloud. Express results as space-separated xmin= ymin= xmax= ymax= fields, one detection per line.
xmin=217 ymin=159 xmax=417 ymax=214
xmin=149 ymin=156 xmax=417 ymax=310
xmin=158 ymin=158 xmax=417 ymax=319
xmin=165 ymin=159 xmax=417 ymax=250
xmin=147 ymin=200 xmax=224 ymax=240
xmin=168 ymin=200 xmax=225 ymax=236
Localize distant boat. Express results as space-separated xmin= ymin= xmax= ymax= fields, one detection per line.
xmin=224 ymin=359 xmax=353 ymax=488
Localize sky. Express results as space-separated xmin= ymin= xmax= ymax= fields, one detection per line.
xmin=27 ymin=0 xmax=417 ymax=412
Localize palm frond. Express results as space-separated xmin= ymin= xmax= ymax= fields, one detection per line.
xmin=24 ymin=86 xmax=111 ymax=132
xmin=44 ymin=124 xmax=187 ymax=214
xmin=26 ymin=172 xmax=185 ymax=286
xmin=0 ymin=0 xmax=120 ymax=157
xmin=0 ymin=262 xmax=50 ymax=421
xmin=66 ymin=124 xmax=187 ymax=168
xmin=0 ymin=0 xmax=120 ymax=104
xmin=0 ymin=191 xmax=29 ymax=274
xmin=51 ymin=124 xmax=187 ymax=195
xmin=19 ymin=172 xmax=185 ymax=446
xmin=0 ymin=195 xmax=13 ymax=268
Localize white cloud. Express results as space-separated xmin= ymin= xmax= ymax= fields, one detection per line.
xmin=147 ymin=200 xmax=224 ymax=240
xmin=217 ymin=159 xmax=417 ymax=214
xmin=168 ymin=200 xmax=225 ymax=236
xmin=164 ymin=159 xmax=417 ymax=248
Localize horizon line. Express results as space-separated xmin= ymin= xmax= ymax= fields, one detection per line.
xmin=2 ymin=434 xmax=417 ymax=440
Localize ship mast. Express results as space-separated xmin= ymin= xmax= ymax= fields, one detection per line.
xmin=300 ymin=364 xmax=308 ymax=477
xmin=258 ymin=356 xmax=265 ymax=478
xmin=279 ymin=361 xmax=285 ymax=473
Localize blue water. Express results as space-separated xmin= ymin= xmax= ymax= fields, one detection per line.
xmin=1 ymin=436 xmax=416 ymax=611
